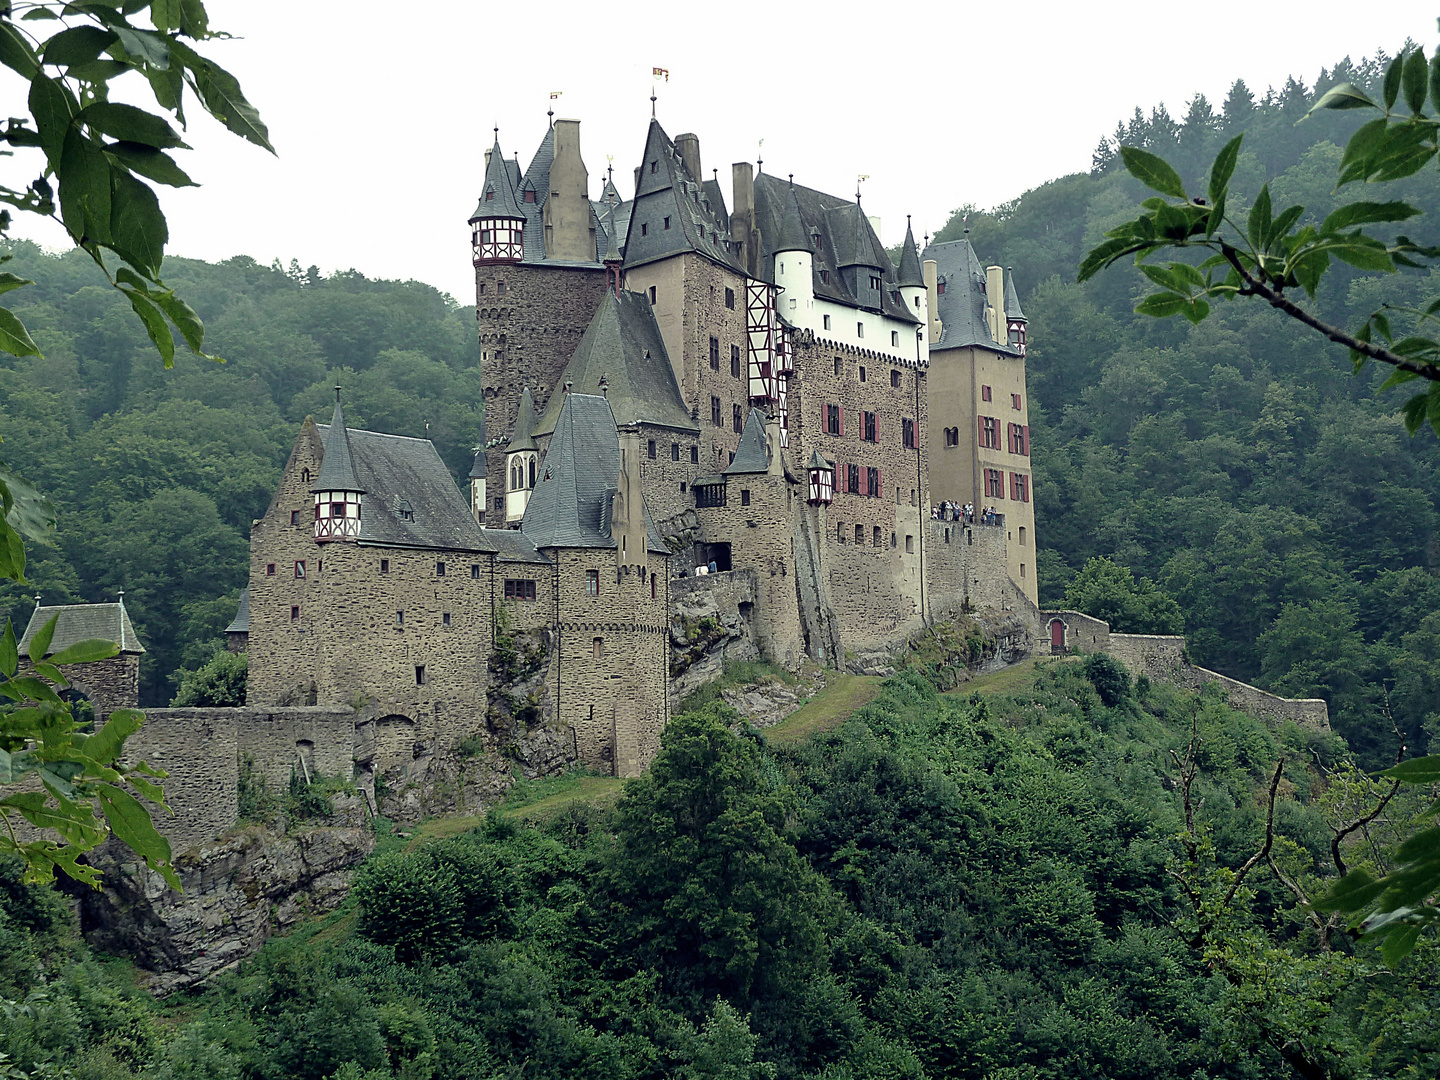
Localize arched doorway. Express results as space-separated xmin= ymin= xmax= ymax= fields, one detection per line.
xmin=1049 ymin=619 xmax=1066 ymax=654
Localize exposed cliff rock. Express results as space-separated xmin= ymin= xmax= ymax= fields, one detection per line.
xmin=74 ymin=796 xmax=373 ymax=994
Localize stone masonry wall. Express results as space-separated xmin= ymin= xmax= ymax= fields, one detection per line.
xmin=121 ymin=708 xmax=240 ymax=855
xmin=638 ymin=422 xmax=707 ymax=528
xmin=18 ymin=654 xmax=139 ymax=723
xmin=477 ymin=263 xmax=608 ymax=524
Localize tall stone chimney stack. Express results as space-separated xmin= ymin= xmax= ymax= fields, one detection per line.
xmin=985 ymin=265 xmax=1004 ymax=343
xmin=544 ymin=119 xmax=592 ymax=261
xmin=731 ymin=162 xmax=757 ymax=277
xmin=675 ymin=133 xmax=702 ymax=181
xmin=923 ymin=259 xmax=942 ymax=342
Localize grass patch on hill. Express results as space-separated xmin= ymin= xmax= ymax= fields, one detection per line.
xmin=764 ymin=673 xmax=883 ymax=747
xmin=678 ymin=658 xmax=800 ymax=714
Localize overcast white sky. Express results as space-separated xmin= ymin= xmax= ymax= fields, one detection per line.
xmin=7 ymin=1 xmax=1439 ymax=302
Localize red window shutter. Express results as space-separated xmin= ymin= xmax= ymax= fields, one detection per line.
xmin=839 ymin=407 xmax=845 ymax=436
xmin=877 ymin=467 xmax=882 ymax=496
xmin=1023 ymin=426 xmax=1030 ymax=455
xmin=977 ymin=416 xmax=984 ymax=447
xmin=1007 ymin=424 xmax=1014 ymax=453
xmin=1010 ymin=473 xmax=1018 ymax=500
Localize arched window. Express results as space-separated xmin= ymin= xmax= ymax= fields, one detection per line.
xmin=528 ymin=455 xmax=537 ymax=488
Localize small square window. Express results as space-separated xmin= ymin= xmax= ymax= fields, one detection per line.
xmin=725 ymin=288 xmax=735 ymax=309
xmin=649 ymin=285 xmax=657 ymax=303
xmin=443 ymin=612 xmax=451 ymax=627
xmin=856 ymin=322 xmax=864 ymax=338
xmin=891 ymin=330 xmax=899 ymax=347
xmin=710 ymin=336 xmax=720 ymax=369
xmin=586 ymin=569 xmax=599 ymax=596
xmin=380 ymin=559 xmax=390 ymax=573
xmin=471 ymin=564 xmax=480 ymax=578
xmin=266 ymin=563 xmax=276 ymax=576
xmin=396 ymin=610 xmax=404 ymax=626
xmin=294 ymin=560 xmax=306 ymax=579
xmin=436 ymin=561 xmax=446 ymax=576
xmin=741 ymin=489 xmax=751 ymax=506
xmin=731 ymin=344 xmax=742 ymax=378
xmin=663 ymin=216 xmax=671 ymax=230
xmin=859 ymin=366 xmax=866 ymax=382
xmin=671 ymin=442 xmax=680 ymax=461
xmin=905 ymin=535 xmax=915 ymax=553
xmin=981 ymin=384 xmax=992 ymax=402
xmin=823 ymin=313 xmax=831 ymax=330
xmin=593 ymin=637 xmax=603 ymax=660
xmin=650 ymin=160 xmax=658 ymax=174
xmin=834 ymin=357 xmax=842 ymax=376
xmin=291 ymin=510 xmax=300 ymax=525
xmin=641 ymin=222 xmax=648 ymax=236
xmin=415 ymin=665 xmax=425 ymax=685
xmin=690 ymin=446 xmax=699 ymax=464
xmin=648 ymin=439 xmax=657 ymax=459
xmin=891 ymin=370 xmax=900 ymax=387
xmin=290 ymin=605 xmax=299 ymax=622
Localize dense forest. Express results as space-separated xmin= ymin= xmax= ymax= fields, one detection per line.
xmin=4 ymin=663 xmax=1438 ymax=1080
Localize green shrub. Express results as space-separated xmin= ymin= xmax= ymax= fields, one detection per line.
xmin=170 ymin=650 xmax=248 ymax=707
xmin=1082 ymin=652 xmax=1131 ymax=707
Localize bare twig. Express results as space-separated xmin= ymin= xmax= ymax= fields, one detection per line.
xmin=1331 ymin=727 xmax=1406 ymax=876
xmin=1226 ymin=757 xmax=1285 ymax=906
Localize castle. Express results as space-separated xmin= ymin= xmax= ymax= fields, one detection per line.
xmin=232 ymin=110 xmax=1041 ymax=781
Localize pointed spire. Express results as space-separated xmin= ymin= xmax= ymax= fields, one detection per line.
xmin=897 ymin=215 xmax=924 ymax=288
xmin=312 ymin=392 xmax=364 ymax=494
xmin=1004 ymin=267 xmax=1027 ymax=322
xmin=470 ymin=136 xmax=524 ymax=221
xmin=725 ymin=409 xmax=772 ymax=474
xmin=773 ymin=178 xmax=811 ymax=254
xmin=509 ymin=386 xmax=539 ymax=453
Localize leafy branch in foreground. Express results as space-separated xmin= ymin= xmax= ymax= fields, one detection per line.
xmin=0 ymin=1 xmax=273 ymax=366
xmin=0 ymin=613 xmax=176 ymax=889
xmin=1079 ymin=44 xmax=1440 ymax=434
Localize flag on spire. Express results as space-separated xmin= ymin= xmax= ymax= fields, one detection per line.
xmin=652 ymin=67 xmax=668 ymax=81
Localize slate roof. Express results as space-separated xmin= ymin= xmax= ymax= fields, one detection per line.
xmin=621 ymin=120 xmax=742 ymax=273
xmin=316 ymin=424 xmax=492 ymax=552
xmin=1005 ymin=269 xmax=1026 ymax=321
xmin=772 ymin=182 xmax=812 ymax=254
xmin=509 ymin=386 xmax=539 ymax=452
xmin=20 ymin=601 xmax=144 ymax=655
xmin=522 ymin=394 xmax=668 ymax=554
xmin=896 ymin=220 xmax=924 ymax=288
xmin=312 ymin=401 xmax=364 ymax=493
xmin=533 ymin=290 xmax=698 ymax=438
xmin=468 ymin=126 xmax=607 ymax=267
xmin=921 ymin=237 xmax=1021 ymax=355
xmin=225 ymin=589 xmax=249 ymax=634
xmin=725 ymin=409 xmax=772 ymax=475
xmin=753 ymin=171 xmax=919 ymax=323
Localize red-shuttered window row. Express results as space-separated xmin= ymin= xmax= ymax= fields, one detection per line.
xmin=979 ymin=416 xmax=1001 ymax=449
xmin=833 ymin=460 xmax=883 ymax=497
xmin=982 ymin=470 xmax=1032 ymax=502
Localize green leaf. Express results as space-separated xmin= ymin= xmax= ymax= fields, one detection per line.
xmin=0 ymin=748 xmax=37 ymax=785
xmin=1247 ymin=185 xmax=1272 ymax=253
xmin=29 ymin=74 xmax=77 ymax=170
xmin=1404 ymin=48 xmax=1428 ymax=114
xmin=0 ymin=793 xmax=105 ymax=847
xmin=41 ymin=26 xmax=119 ymax=69
xmin=1208 ymin=135 xmax=1242 ymax=203
xmin=78 ymin=102 xmax=187 ymax=150
xmin=127 ymin=774 xmax=167 ymax=808
xmin=122 ymin=288 xmax=175 ymax=366
xmin=174 ymin=45 xmax=274 ymax=154
xmin=58 ymin=128 xmax=113 ymax=245
xmin=1269 ymin=204 xmax=1305 ymax=243
xmin=1 ymin=619 xmax=17 ymax=679
xmin=1330 ymin=238 xmax=1396 ymax=273
xmin=144 ymin=62 xmax=185 ymax=122
xmin=82 ymin=708 xmax=144 ymax=766
xmin=111 ymin=26 xmax=170 ymax=70
xmin=150 ymin=0 xmax=183 ymax=33
xmin=32 ymin=662 xmax=64 ymax=686
xmin=1384 ymin=52 xmax=1405 ymax=111
xmin=27 ymin=613 xmax=56 ymax=665
xmin=1135 ymin=292 xmax=1191 ymax=318
xmin=5 ymin=677 xmax=62 ymax=705
xmin=48 ymin=638 xmax=120 ymax=666
xmin=1322 ymin=200 xmax=1422 ymax=232
xmin=21 ymin=8 xmax=60 ymax=18
xmin=105 ymin=142 xmax=196 ymax=187
xmin=1206 ymin=190 xmax=1226 ymax=239
xmin=1078 ymin=236 xmax=1147 ymax=283
xmin=1380 ymin=921 xmax=1425 ymax=965
xmin=0 ymin=307 xmax=42 ymax=359
xmin=108 ymin=167 xmax=167 ymax=277
xmin=96 ymin=783 xmax=180 ymax=890
xmin=1431 ymin=53 xmax=1440 ymax=116
xmin=1315 ymin=867 xmax=1386 ymax=912
xmin=1382 ymin=755 xmax=1440 ymax=784
xmin=150 ymin=289 xmax=205 ymax=353
xmin=0 ymin=273 xmax=35 ymax=298
xmin=1119 ymin=146 xmax=1186 ymax=199
xmin=0 ymin=21 xmax=41 ymax=80
xmin=1307 ymin=82 xmax=1378 ymax=115
xmin=0 ymin=470 xmax=57 ymax=546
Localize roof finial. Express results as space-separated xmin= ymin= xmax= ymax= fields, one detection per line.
xmin=32 ymin=593 xmax=40 ymax=607
xmin=963 ymin=213 xmax=969 ymax=235
xmin=425 ymin=421 xmax=431 ymax=439
xmin=117 ymin=589 xmax=125 ymax=603
xmin=651 ymin=91 xmax=656 ymax=118
xmin=788 ymin=173 xmax=793 ymax=186
xmin=335 ymin=385 xmax=342 ymax=404
xmin=598 ymin=374 xmax=609 ymax=398
xmin=856 ymin=174 xmax=869 ymax=203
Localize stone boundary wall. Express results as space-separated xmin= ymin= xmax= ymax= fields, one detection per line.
xmin=132 ymin=707 xmax=357 ymax=855
xmin=1037 ymin=612 xmax=1330 ymax=732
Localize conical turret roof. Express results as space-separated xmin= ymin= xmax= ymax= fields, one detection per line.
xmin=1004 ymin=268 xmax=1026 ymax=321
xmin=807 ymin=448 xmax=831 ymax=471
xmin=725 ymin=409 xmax=771 ymax=474
xmin=509 ymin=386 xmax=539 ymax=453
xmin=312 ymin=399 xmax=364 ymax=493
xmin=772 ymin=182 xmax=811 ymax=254
xmin=897 ymin=219 xmax=924 ymax=288
xmin=470 ymin=138 xmax=525 ymax=221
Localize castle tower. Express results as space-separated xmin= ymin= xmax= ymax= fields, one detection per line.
xmin=896 ymin=218 xmax=927 ymax=351
xmin=468 ymin=450 xmax=486 ymax=525
xmin=1004 ymin=268 xmax=1027 ymax=357
xmin=505 ymin=386 xmax=539 ymax=527
xmin=470 ymin=136 xmax=525 ymax=265
xmin=312 ymin=395 xmax=364 ymax=542
xmin=772 ymin=180 xmax=813 ymax=325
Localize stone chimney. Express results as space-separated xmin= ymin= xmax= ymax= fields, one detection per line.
xmin=731 ymin=162 xmax=757 ymax=277
xmin=923 ymin=259 xmax=942 ymax=342
xmin=612 ymin=426 xmax=648 ymax=570
xmin=675 ymin=133 xmax=702 ymax=182
xmin=544 ymin=119 xmax=592 ymax=261
xmin=985 ymin=265 xmax=1004 ymax=344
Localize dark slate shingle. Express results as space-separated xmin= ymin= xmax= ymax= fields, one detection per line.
xmin=20 ymin=602 xmax=144 ymax=655
xmin=725 ymin=409 xmax=771 ymax=475
xmin=225 ymin=588 xmax=250 ymax=634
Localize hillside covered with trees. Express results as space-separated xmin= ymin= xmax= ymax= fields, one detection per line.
xmin=4 ymin=663 xmax=1437 ymax=1080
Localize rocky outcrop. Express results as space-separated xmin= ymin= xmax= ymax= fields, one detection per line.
xmin=73 ymin=796 xmax=374 ymax=994
xmin=720 ymin=667 xmax=827 ymax=729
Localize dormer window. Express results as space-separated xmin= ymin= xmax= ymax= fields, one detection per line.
xmin=870 ymin=275 xmax=882 ymax=290
xmin=937 ymin=280 xmax=946 ymax=294
xmin=650 ymin=161 xmax=658 ymax=174
xmin=393 ymin=497 xmax=415 ymax=522
xmin=663 ymin=216 xmax=671 ymax=230
xmin=524 ymin=190 xmax=536 ymax=203
xmin=486 ymin=190 xmax=494 ymax=201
